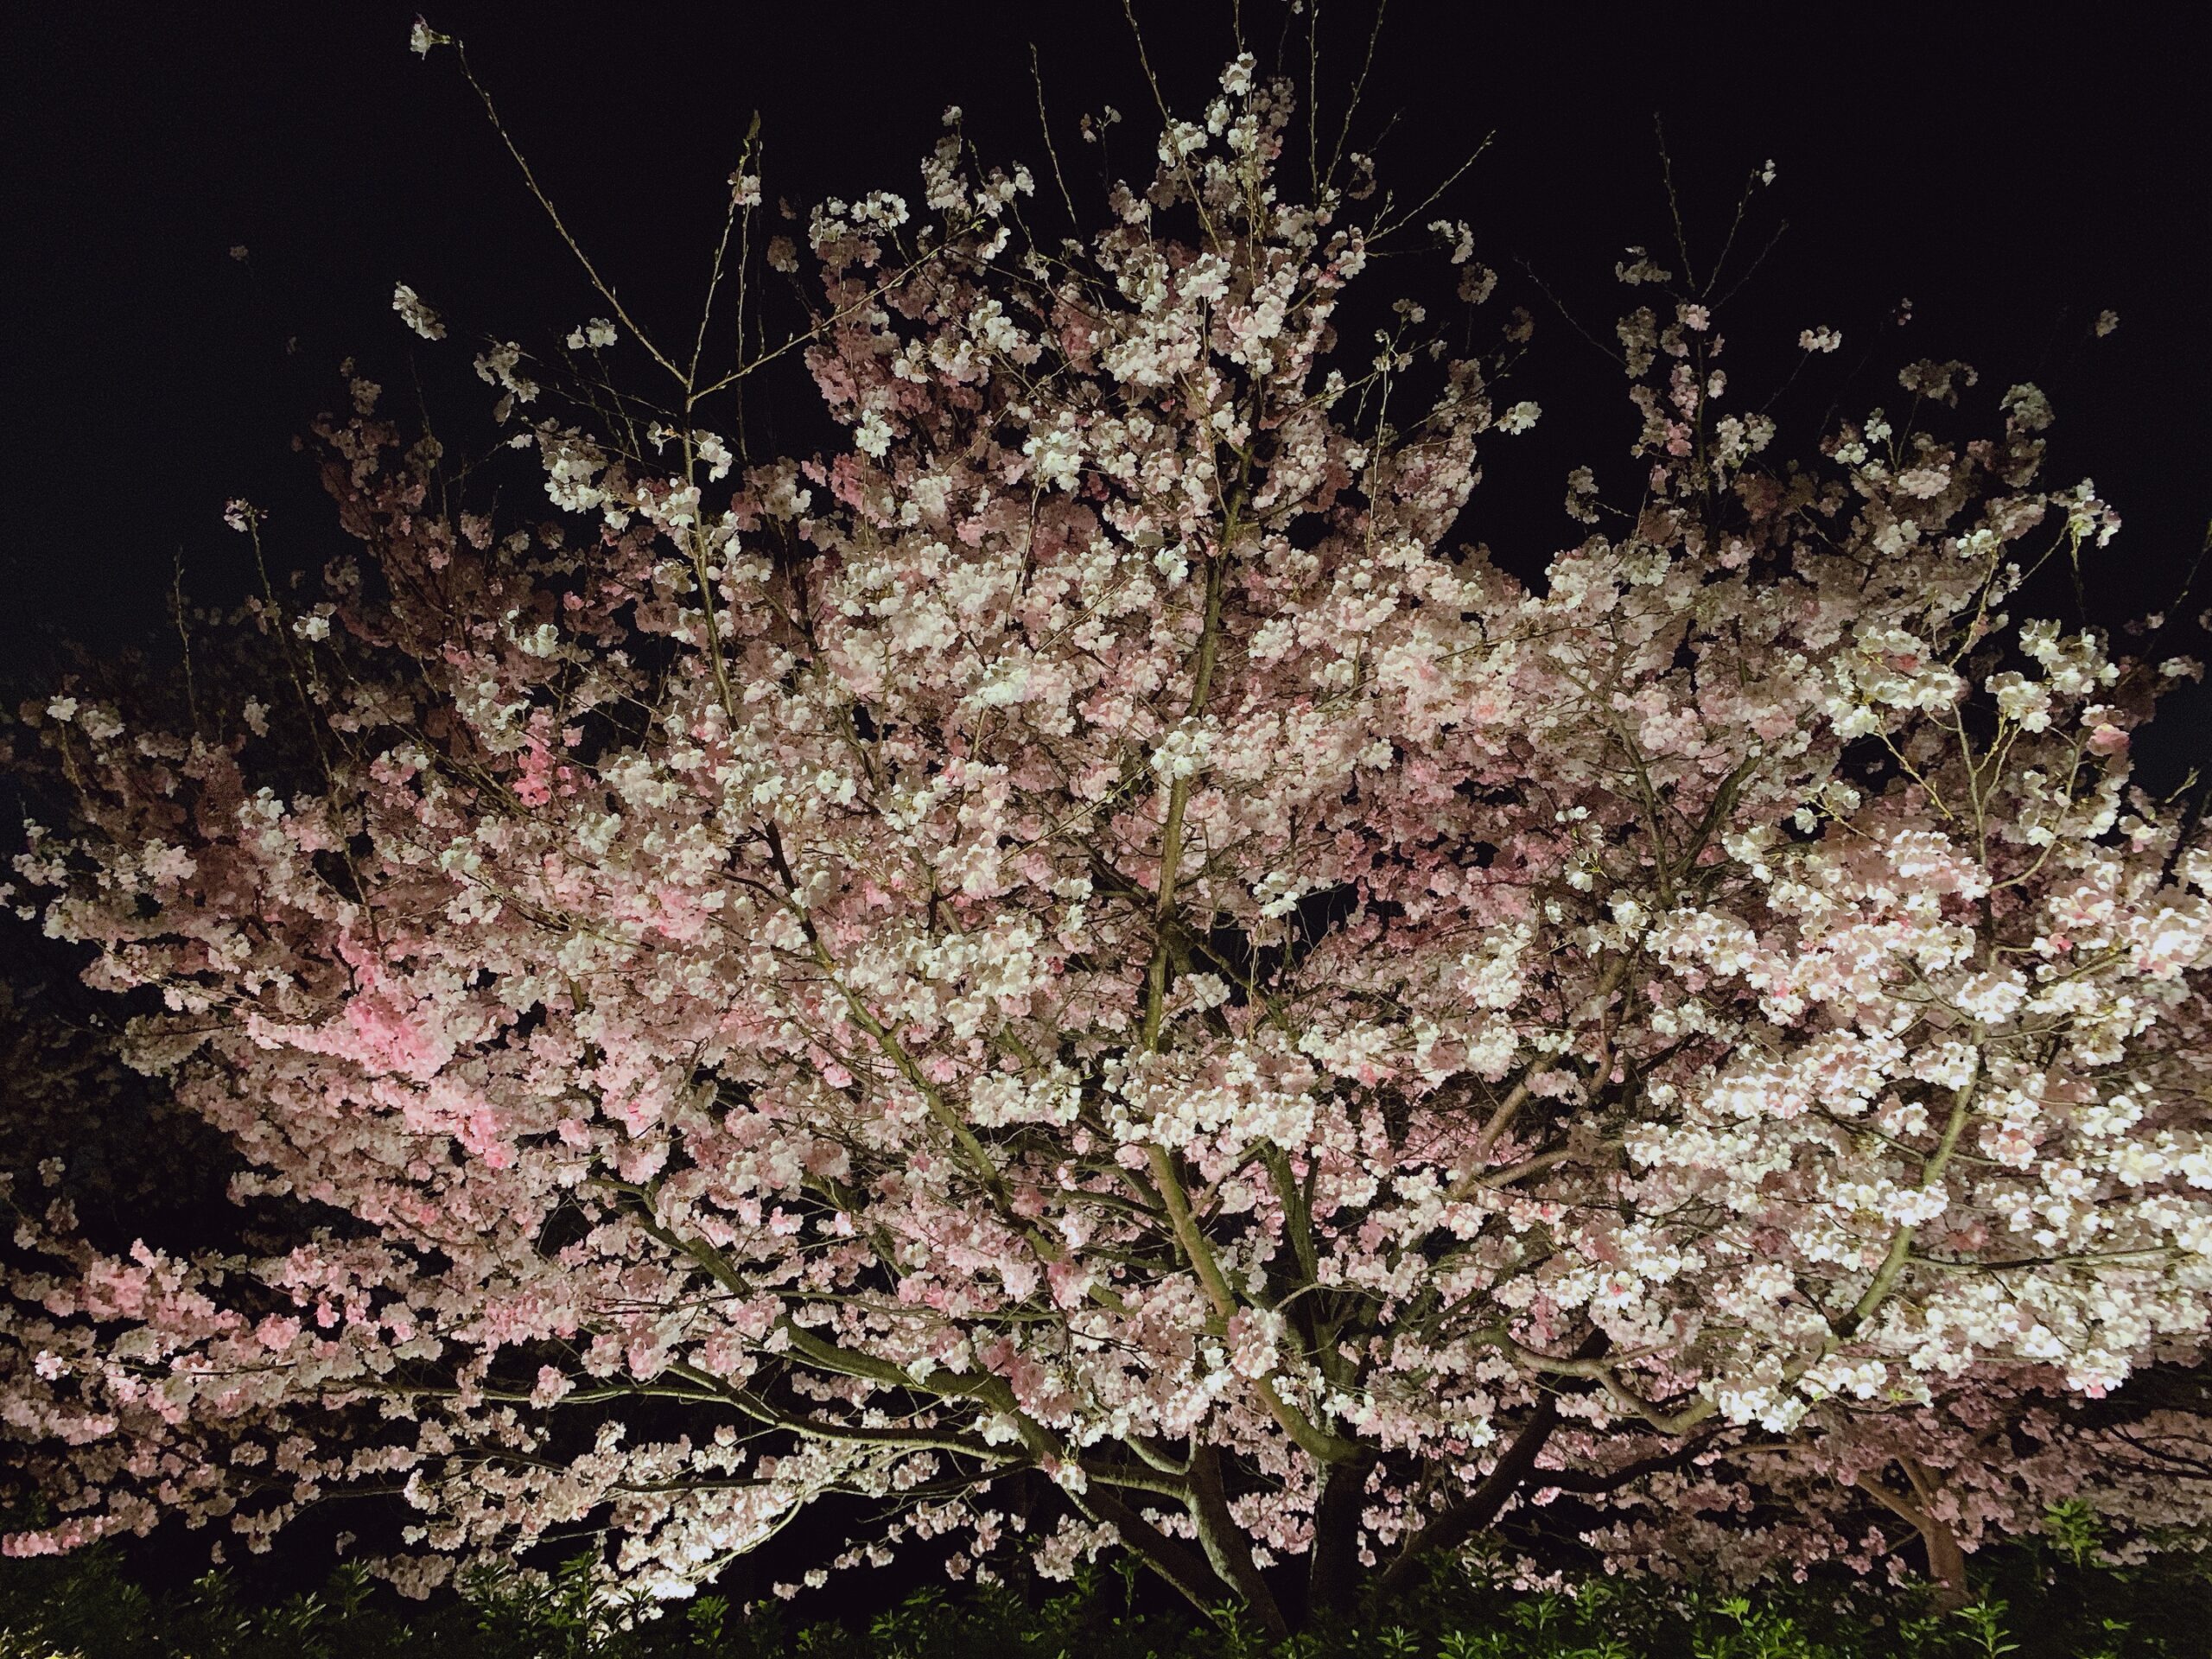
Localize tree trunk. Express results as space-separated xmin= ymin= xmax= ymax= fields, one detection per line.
xmin=1306 ymin=1449 xmax=1378 ymax=1621
xmin=1075 ymin=1485 xmax=1235 ymax=1619
xmin=1371 ymin=1332 xmax=1612 ymax=1604
xmin=1922 ymin=1518 xmax=1971 ymax=1611
xmin=1187 ymin=1441 xmax=1290 ymax=1639
xmin=1370 ymin=1389 xmax=1566 ymax=1603
xmin=1850 ymin=1462 xmax=1971 ymax=1611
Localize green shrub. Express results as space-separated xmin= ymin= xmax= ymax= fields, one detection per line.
xmin=3 ymin=1535 xmax=2207 ymax=1659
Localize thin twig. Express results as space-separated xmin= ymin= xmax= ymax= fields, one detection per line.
xmin=1325 ymin=0 xmax=1389 ymax=194
xmin=1031 ymin=45 xmax=1081 ymax=232
xmin=450 ymin=41 xmax=687 ymax=387
xmin=170 ymin=546 xmax=199 ymax=735
xmin=689 ymin=110 xmax=762 ymax=402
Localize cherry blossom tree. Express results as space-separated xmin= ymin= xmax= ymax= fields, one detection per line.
xmin=5 ymin=31 xmax=2211 ymax=1637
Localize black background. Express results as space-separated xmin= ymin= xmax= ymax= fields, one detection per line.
xmin=4 ymin=0 xmax=2210 ymax=1611
xmin=8 ymin=3 xmax=2208 ymax=668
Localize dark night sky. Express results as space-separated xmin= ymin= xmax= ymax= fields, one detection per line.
xmin=6 ymin=3 xmax=2207 ymax=680
xmin=3 ymin=0 xmax=2210 ymax=1605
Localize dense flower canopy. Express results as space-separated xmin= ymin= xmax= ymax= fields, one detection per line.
xmin=4 ymin=43 xmax=2210 ymax=1637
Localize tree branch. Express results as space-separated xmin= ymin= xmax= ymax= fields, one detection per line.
xmin=1186 ymin=1441 xmax=1289 ymax=1639
xmin=1373 ymin=1331 xmax=1610 ymax=1601
xmin=1075 ymin=1484 xmax=1237 ymax=1618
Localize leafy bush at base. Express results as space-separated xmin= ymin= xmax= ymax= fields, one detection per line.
xmin=4 ymin=1539 xmax=2208 ymax=1659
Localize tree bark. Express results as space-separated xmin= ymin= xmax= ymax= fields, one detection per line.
xmin=1922 ymin=1520 xmax=1971 ymax=1611
xmin=1371 ymin=1393 xmax=1564 ymax=1603
xmin=1850 ymin=1462 xmax=1972 ymax=1611
xmin=1371 ymin=1331 xmax=1611 ymax=1603
xmin=1186 ymin=1441 xmax=1290 ymax=1639
xmin=1076 ymin=1485 xmax=1234 ymax=1618
xmin=1306 ymin=1447 xmax=1378 ymax=1620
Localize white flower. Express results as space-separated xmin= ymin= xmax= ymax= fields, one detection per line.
xmin=1429 ymin=218 xmax=1477 ymax=265
xmin=1955 ymin=969 xmax=2027 ymax=1024
xmin=1224 ymin=1306 xmax=1283 ymax=1377
xmin=1799 ymin=326 xmax=1842 ymax=353
xmin=1147 ymin=719 xmax=1215 ymax=782
xmin=1181 ymin=973 xmax=1230 ymax=1012
xmin=1594 ymin=1269 xmax=1638 ymax=1308
xmin=976 ymin=660 xmax=1032 ymax=709
xmin=2001 ymin=383 xmax=2054 ymax=433
xmin=393 ymin=283 xmax=446 ymax=341
xmin=566 ymin=317 xmax=617 ymax=350
xmin=474 ymin=342 xmax=538 ymax=408
xmin=44 ymin=697 xmax=77 ymax=723
xmin=1564 ymin=465 xmax=1600 ymax=524
xmin=1497 ymin=401 xmax=1541 ymax=435
xmin=1021 ymin=425 xmax=1081 ymax=490
xmin=1986 ymin=671 xmax=2052 ymax=732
